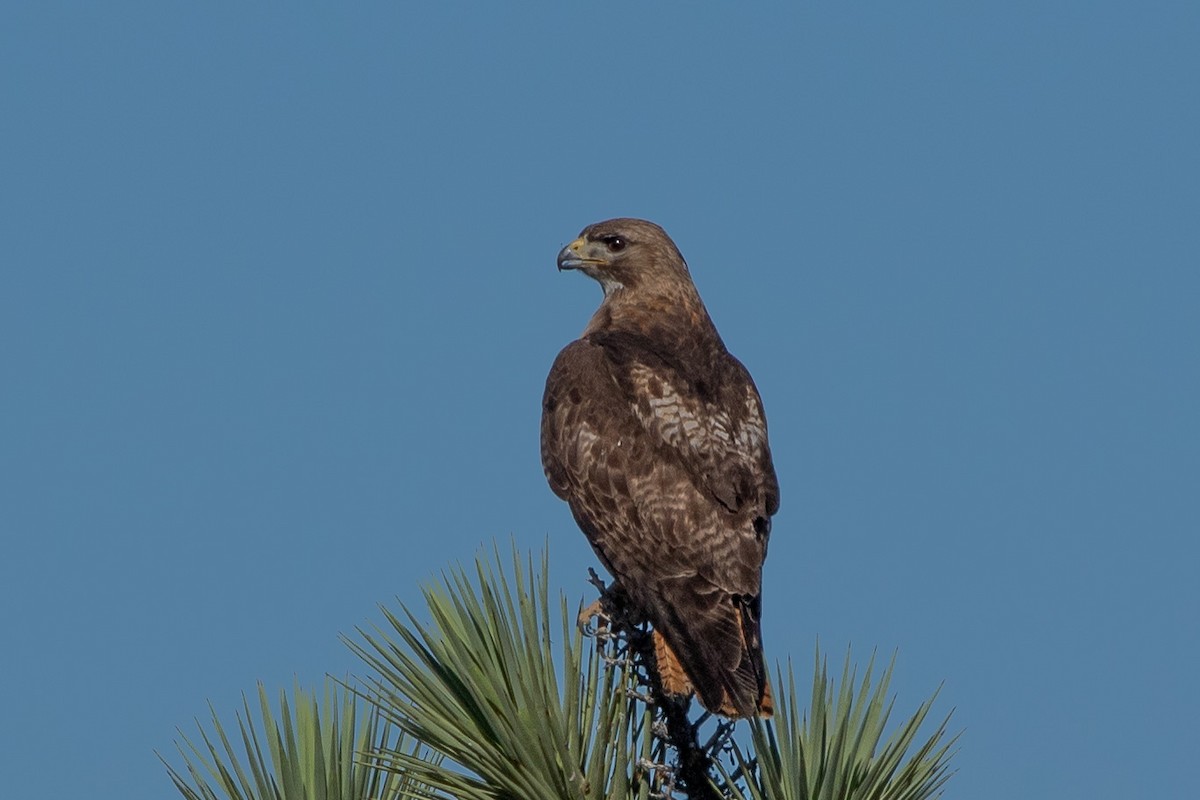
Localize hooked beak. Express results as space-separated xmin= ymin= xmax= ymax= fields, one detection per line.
xmin=557 ymin=237 xmax=596 ymax=271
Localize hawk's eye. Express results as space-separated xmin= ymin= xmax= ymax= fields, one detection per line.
xmin=601 ymin=235 xmax=627 ymax=253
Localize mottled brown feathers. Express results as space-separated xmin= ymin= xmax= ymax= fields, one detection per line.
xmin=542 ymin=218 xmax=778 ymax=718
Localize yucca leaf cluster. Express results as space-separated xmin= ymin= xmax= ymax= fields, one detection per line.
xmin=163 ymin=545 xmax=956 ymax=800
xmin=724 ymin=657 xmax=956 ymax=800
xmin=347 ymin=548 xmax=647 ymax=799
xmin=161 ymin=681 xmax=430 ymax=800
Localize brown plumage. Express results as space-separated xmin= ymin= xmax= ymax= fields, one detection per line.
xmin=541 ymin=218 xmax=779 ymax=718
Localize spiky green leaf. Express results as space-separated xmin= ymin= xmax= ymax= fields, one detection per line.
xmin=160 ymin=679 xmax=432 ymax=800
xmin=346 ymin=543 xmax=645 ymax=800
xmin=720 ymin=648 xmax=957 ymax=800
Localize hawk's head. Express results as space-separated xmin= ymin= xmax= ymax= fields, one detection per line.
xmin=557 ymin=218 xmax=691 ymax=297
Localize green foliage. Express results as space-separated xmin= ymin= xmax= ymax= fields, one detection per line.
xmin=163 ymin=544 xmax=957 ymax=800
xmin=723 ymin=653 xmax=957 ymax=800
xmin=161 ymin=679 xmax=431 ymax=800
xmin=346 ymin=546 xmax=650 ymax=800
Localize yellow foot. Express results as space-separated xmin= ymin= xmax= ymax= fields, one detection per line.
xmin=577 ymin=598 xmax=609 ymax=634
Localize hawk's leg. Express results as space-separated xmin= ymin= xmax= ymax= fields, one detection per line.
xmin=579 ymin=568 xmax=721 ymax=800
xmin=579 ymin=571 xmax=651 ymax=674
xmin=578 ymin=569 xmax=644 ymax=634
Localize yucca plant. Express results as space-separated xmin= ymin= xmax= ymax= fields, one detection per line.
xmin=160 ymin=678 xmax=432 ymax=800
xmin=721 ymin=652 xmax=957 ymax=800
xmin=346 ymin=545 xmax=653 ymax=800
xmin=164 ymin=543 xmax=957 ymax=800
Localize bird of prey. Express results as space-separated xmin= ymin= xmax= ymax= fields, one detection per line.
xmin=541 ymin=218 xmax=779 ymax=718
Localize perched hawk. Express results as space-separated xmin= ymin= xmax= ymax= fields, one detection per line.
xmin=541 ymin=218 xmax=779 ymax=718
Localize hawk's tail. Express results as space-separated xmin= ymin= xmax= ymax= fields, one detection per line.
xmin=652 ymin=601 xmax=773 ymax=719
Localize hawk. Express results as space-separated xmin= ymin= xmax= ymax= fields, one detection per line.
xmin=541 ymin=218 xmax=779 ymax=718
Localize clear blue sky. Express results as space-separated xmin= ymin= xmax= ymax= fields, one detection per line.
xmin=2 ymin=3 xmax=1197 ymax=798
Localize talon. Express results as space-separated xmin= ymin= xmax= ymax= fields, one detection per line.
xmin=577 ymin=598 xmax=610 ymax=633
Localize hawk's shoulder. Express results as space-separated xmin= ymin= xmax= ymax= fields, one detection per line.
xmin=540 ymin=338 xmax=625 ymax=502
